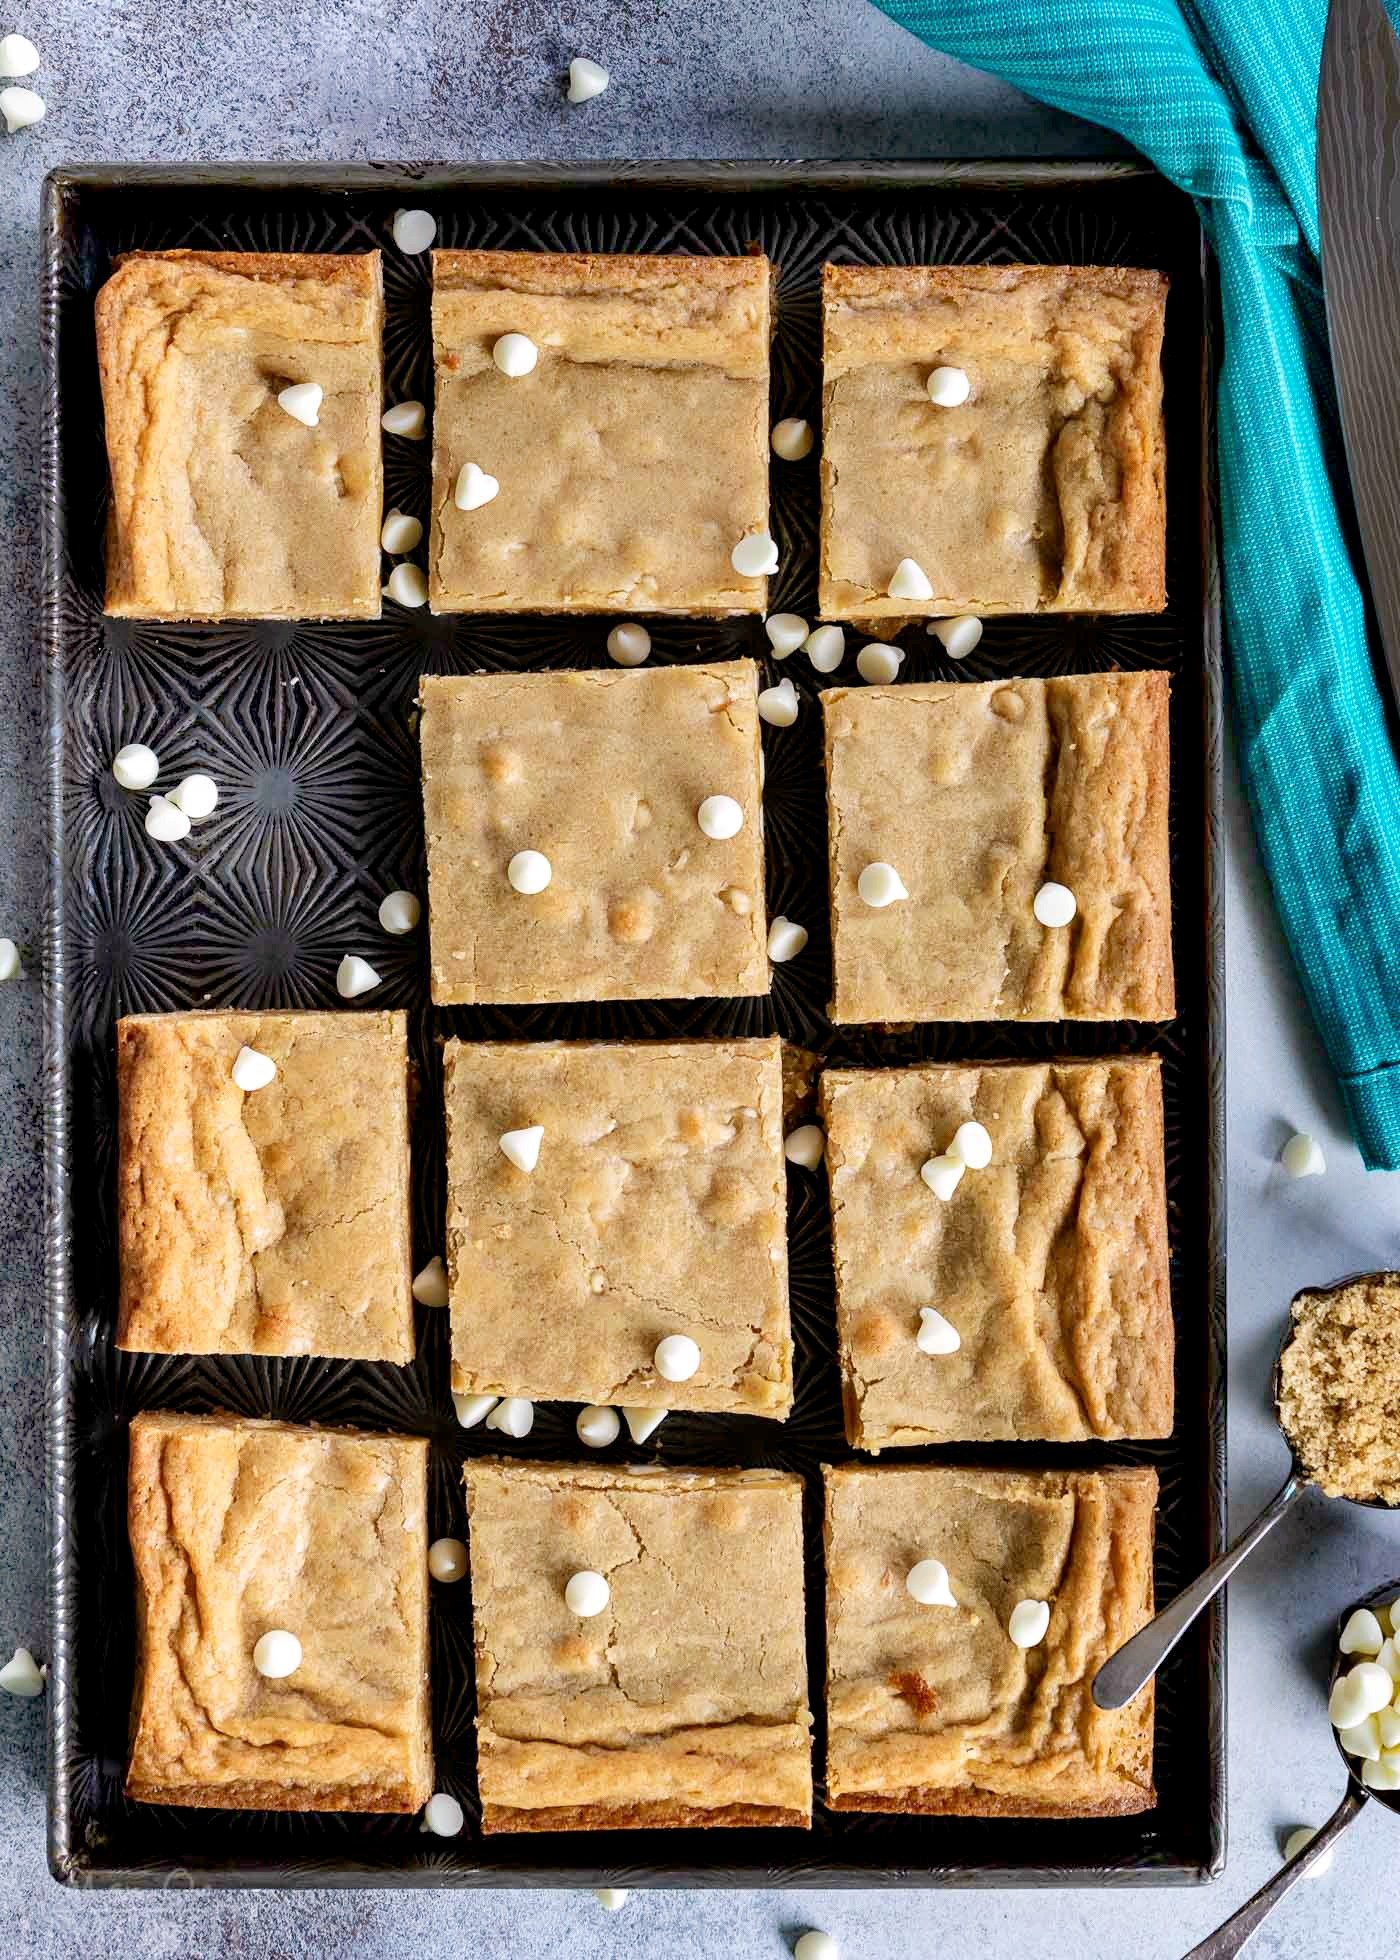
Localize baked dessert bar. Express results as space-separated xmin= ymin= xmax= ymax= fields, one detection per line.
xmin=819 ymin=1058 xmax=1172 ymax=1449
xmin=126 ymin=1412 xmax=431 ymax=1811
xmin=444 ymin=1037 xmax=791 ymax=1419
xmin=95 ymin=250 xmax=384 ymax=619
xmin=822 ymin=671 xmax=1174 ymax=1023
xmin=430 ymin=250 xmax=772 ymax=614
xmin=117 ymin=1011 xmax=414 ymax=1362
xmin=420 ymin=661 xmax=768 ymax=1005
xmin=819 ymin=262 xmax=1167 ymax=620
xmin=463 ymin=1460 xmax=811 ymax=1830
xmin=823 ymin=1463 xmax=1157 ymax=1817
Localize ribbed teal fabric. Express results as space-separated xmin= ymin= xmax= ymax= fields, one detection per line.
xmin=877 ymin=0 xmax=1400 ymax=1169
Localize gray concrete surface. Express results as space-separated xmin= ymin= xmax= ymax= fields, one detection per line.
xmin=0 ymin=4 xmax=1393 ymax=1955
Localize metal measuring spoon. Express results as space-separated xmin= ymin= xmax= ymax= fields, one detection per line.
xmin=1179 ymin=1577 xmax=1397 ymax=1959
xmin=1094 ymin=1270 xmax=1398 ymax=1712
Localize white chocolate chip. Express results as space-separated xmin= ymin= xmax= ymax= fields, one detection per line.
xmin=0 ymin=1647 xmax=44 ymax=1697
xmin=654 ymin=1334 xmax=700 ymax=1382
xmin=453 ymin=1391 xmax=500 ymax=1429
xmin=916 ymin=1307 xmax=960 ymax=1356
xmin=391 ymin=208 xmax=436 ymax=254
xmin=951 ymin=1120 xmax=993 ymax=1171
xmin=1363 ymin=1753 xmax=1400 ymax=1791
xmin=697 ymin=794 xmax=744 ymax=840
xmin=231 ymin=1045 xmax=276 ymax=1093
xmin=507 ymin=849 xmax=552 ymax=894
xmin=920 ymin=1154 xmax=965 ymax=1201
xmin=252 ymin=1629 xmax=302 ymax=1679
xmin=385 ymin=562 xmax=428 ymax=608
xmin=765 ymin=613 xmax=808 ymax=657
xmin=412 ymin=1256 xmax=449 ymax=1308
xmin=382 ymin=400 xmax=427 ymax=439
xmin=0 ymin=35 xmax=40 ymax=76
xmin=169 ymin=773 xmax=218 ymax=821
xmin=731 ymin=530 xmax=779 ymax=578
xmin=1008 ymin=1598 xmax=1051 ymax=1649
xmin=1283 ymin=1826 xmax=1335 ymax=1879
xmin=381 ymin=509 xmax=423 ymax=554
xmin=0 ymin=85 xmax=43 ymax=131
xmin=499 ymin=1124 xmax=544 ymax=1174
xmin=428 ymin=1537 xmax=467 ymax=1583
xmin=378 ymin=889 xmax=421 ymax=935
xmin=577 ymin=1405 xmax=621 ymax=1449
xmin=0 ymin=939 xmax=19 ymax=982
xmin=607 ymin=622 xmax=651 ymax=666
xmin=566 ymin=56 xmax=609 ymax=102
xmin=454 ymin=461 xmax=499 ymax=510
xmin=1341 ymin=1609 xmax=1386 ymax=1656
xmin=622 ymin=1406 xmax=667 ymax=1444
xmin=857 ymin=862 xmax=907 ymax=907
xmin=758 ymin=678 xmax=800 ymax=727
xmin=1281 ymin=1132 xmax=1325 ymax=1178
xmin=927 ymin=365 xmax=971 ymax=408
xmin=1330 ymin=1661 xmax=1395 ymax=1728
xmin=856 ymin=642 xmax=903 ymax=685
xmin=277 ymin=382 xmax=322 ymax=427
xmin=485 ymin=1396 xmax=534 ymax=1438
xmin=888 ymin=557 xmax=934 ymax=602
xmin=493 ymin=332 xmax=539 ymax=377
xmin=421 ymin=1792 xmax=465 ymax=1837
xmin=767 ymin=915 xmax=808 ymax=962
xmin=335 ymin=954 xmax=380 ymax=999
xmin=794 ymin=1936 xmax=839 ymax=1960
xmin=595 ymin=1889 xmax=630 ymax=1911
xmin=1033 ymin=881 xmax=1077 ymax=928
xmin=906 ymin=1558 xmax=957 ymax=1607
xmin=928 ymin=614 xmax=983 ymax=659
xmin=144 ymin=795 xmax=190 ymax=842
xmin=784 ymin=1123 xmax=824 ymax=1169
xmin=771 ymin=417 xmax=814 ymax=461
xmin=565 ymin=1570 xmax=611 ymax=1618
xmin=804 ymin=624 xmax=845 ymax=673
xmin=1380 ymin=1706 xmax=1400 ymax=1747
xmin=112 ymin=743 xmax=159 ymax=791
xmin=1377 ymin=1637 xmax=1400 ymax=1683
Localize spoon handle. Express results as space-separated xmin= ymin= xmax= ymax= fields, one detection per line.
xmin=1182 ymin=1785 xmax=1368 ymax=1959
xmin=1092 ymin=1470 xmax=1307 ymax=1710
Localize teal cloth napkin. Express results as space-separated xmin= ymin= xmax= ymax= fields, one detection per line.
xmin=877 ymin=0 xmax=1400 ymax=1170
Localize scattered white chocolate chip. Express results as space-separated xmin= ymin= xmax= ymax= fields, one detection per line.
xmin=112 ymin=743 xmax=159 ymax=791
xmin=928 ymin=615 xmax=984 ymax=659
xmin=381 ymin=509 xmax=423 ymax=554
xmin=577 ymin=1405 xmax=621 ymax=1449
xmin=765 ymin=613 xmax=809 ymax=657
xmin=767 ymin=915 xmax=808 ymax=963
xmin=1329 ymin=1661 xmax=1395 ymax=1728
xmin=607 ymin=622 xmax=651 ymax=666
xmin=421 ymin=1791 xmax=465 ymax=1837
xmin=1033 ymin=881 xmax=1077 ymax=928
xmin=888 ymin=557 xmax=934 ymax=602
xmin=454 ymin=461 xmax=499 ymax=510
xmin=565 ymin=1570 xmax=611 ymax=1618
xmin=1339 ymin=1717 xmax=1382 ymax=1761
xmin=0 ymin=34 xmax=39 ymax=76
xmin=1283 ymin=1825 xmax=1334 ymax=1879
xmin=906 ymin=1558 xmax=957 ymax=1608
xmin=169 ymin=773 xmax=218 ymax=821
xmin=231 ymin=1045 xmax=276 ymax=1093
xmin=731 ymin=530 xmax=779 ymax=578
xmin=951 ymin=1120 xmax=993 ymax=1171
xmin=921 ymin=1154 xmax=965 ymax=1201
xmin=771 ymin=417 xmax=814 ymax=461
xmin=0 ymin=85 xmax=43 ymax=131
xmin=252 ymin=1629 xmax=302 ymax=1679
xmin=1363 ymin=1754 xmax=1400 ymax=1791
xmin=566 ymin=56 xmax=609 ymax=102
xmin=0 ymin=939 xmax=18 ymax=981
xmin=428 ymin=1537 xmax=467 ymax=1583
xmin=758 ymin=677 xmax=800 ymax=727
xmin=382 ymin=399 xmax=427 ymax=439
xmin=412 ymin=1256 xmax=449 ymax=1308
xmin=385 ymin=562 xmax=428 ymax=608
xmin=499 ymin=1124 xmax=544 ymax=1173
xmin=1281 ymin=1132 xmax=1325 ymax=1178
xmin=856 ymin=642 xmax=903 ymax=685
xmin=484 ymin=1396 xmax=534 ymax=1438
xmin=697 ymin=794 xmax=744 ymax=840
xmin=654 ymin=1334 xmax=700 ymax=1382
xmin=144 ymin=795 xmax=190 ymax=842
xmin=857 ymin=862 xmax=907 ymax=907
xmin=277 ymin=382 xmax=322 ymax=427
xmin=391 ymin=208 xmax=436 ymax=254
xmin=336 ymin=954 xmax=380 ymax=999
xmin=794 ymin=1935 xmax=840 ymax=1960
xmin=378 ymin=889 xmax=421 ymax=935
xmin=595 ymin=1889 xmax=630 ymax=1911
xmin=916 ymin=1307 xmax=960 ymax=1356
xmin=1341 ymin=1609 xmax=1386 ymax=1656
xmin=804 ymin=623 xmax=845 ymax=673
xmin=507 ymin=849 xmax=552 ymax=894
xmin=927 ymin=365 xmax=971 ymax=408
xmin=622 ymin=1406 xmax=667 ymax=1444
xmin=784 ymin=1124 xmax=824 ymax=1170
xmin=0 ymin=1647 xmax=44 ymax=1697
xmin=493 ymin=332 xmax=539 ymax=377
xmin=1008 ymin=1599 xmax=1051 ymax=1649
xmin=453 ymin=1391 xmax=500 ymax=1428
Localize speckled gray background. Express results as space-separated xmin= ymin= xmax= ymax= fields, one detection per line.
xmin=0 ymin=5 xmax=1394 ymax=1956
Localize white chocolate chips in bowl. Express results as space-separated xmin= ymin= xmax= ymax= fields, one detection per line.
xmin=1330 ymin=1595 xmax=1400 ymax=1791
